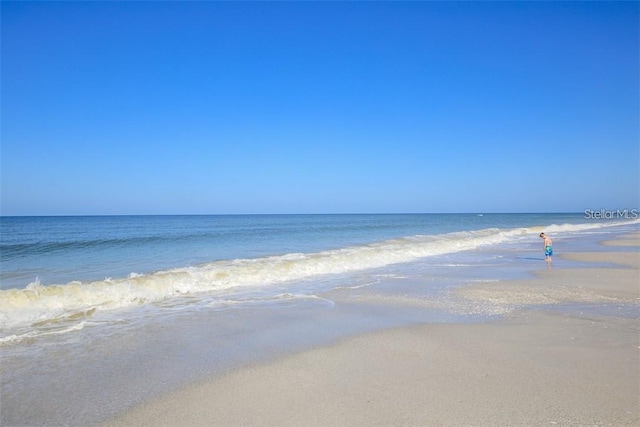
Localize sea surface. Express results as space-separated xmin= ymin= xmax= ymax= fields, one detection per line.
xmin=1 ymin=213 xmax=629 ymax=336
xmin=1 ymin=213 xmax=638 ymax=426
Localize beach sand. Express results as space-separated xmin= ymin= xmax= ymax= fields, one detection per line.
xmin=104 ymin=242 xmax=639 ymax=426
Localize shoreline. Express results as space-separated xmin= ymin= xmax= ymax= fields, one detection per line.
xmin=104 ymin=236 xmax=640 ymax=426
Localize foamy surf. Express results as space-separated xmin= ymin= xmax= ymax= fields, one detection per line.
xmin=0 ymin=220 xmax=633 ymax=342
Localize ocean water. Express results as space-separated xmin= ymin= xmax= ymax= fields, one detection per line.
xmin=0 ymin=213 xmax=623 ymax=333
xmin=1 ymin=213 xmax=638 ymax=426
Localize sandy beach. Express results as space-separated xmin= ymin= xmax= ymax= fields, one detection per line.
xmin=104 ymin=237 xmax=640 ymax=427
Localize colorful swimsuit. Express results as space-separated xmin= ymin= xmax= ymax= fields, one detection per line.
xmin=545 ymin=245 xmax=553 ymax=257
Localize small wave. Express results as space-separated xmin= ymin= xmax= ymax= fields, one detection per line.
xmin=205 ymin=293 xmax=335 ymax=309
xmin=0 ymin=236 xmax=166 ymax=260
xmin=542 ymin=220 xmax=639 ymax=234
xmin=0 ymin=321 xmax=88 ymax=346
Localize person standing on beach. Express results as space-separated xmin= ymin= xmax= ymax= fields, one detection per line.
xmin=539 ymin=232 xmax=553 ymax=266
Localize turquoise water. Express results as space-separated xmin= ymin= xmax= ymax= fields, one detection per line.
xmin=0 ymin=213 xmax=588 ymax=289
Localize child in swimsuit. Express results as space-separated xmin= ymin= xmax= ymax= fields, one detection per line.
xmin=539 ymin=232 xmax=553 ymax=266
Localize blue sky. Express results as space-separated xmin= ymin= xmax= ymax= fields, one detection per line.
xmin=2 ymin=1 xmax=638 ymax=215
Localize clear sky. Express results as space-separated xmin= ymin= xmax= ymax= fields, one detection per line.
xmin=1 ymin=1 xmax=638 ymax=215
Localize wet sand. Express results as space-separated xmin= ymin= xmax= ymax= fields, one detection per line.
xmin=104 ymin=242 xmax=640 ymax=426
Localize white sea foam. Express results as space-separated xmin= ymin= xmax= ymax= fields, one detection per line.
xmin=0 ymin=220 xmax=633 ymax=333
xmin=0 ymin=321 xmax=88 ymax=345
